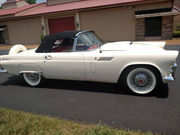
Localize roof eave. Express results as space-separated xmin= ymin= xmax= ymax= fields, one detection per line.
xmin=135 ymin=11 xmax=180 ymax=18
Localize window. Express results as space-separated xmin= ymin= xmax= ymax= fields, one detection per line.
xmin=0 ymin=25 xmax=6 ymax=44
xmin=51 ymin=38 xmax=73 ymax=52
xmin=145 ymin=17 xmax=162 ymax=37
xmin=0 ymin=31 xmax=5 ymax=44
xmin=76 ymin=32 xmax=103 ymax=51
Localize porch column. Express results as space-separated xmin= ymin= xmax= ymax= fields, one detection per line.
xmin=75 ymin=12 xmax=80 ymax=30
xmin=41 ymin=17 xmax=46 ymax=36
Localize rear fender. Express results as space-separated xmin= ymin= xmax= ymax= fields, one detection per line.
xmin=18 ymin=64 xmax=44 ymax=76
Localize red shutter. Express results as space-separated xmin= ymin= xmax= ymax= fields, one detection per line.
xmin=48 ymin=17 xmax=75 ymax=34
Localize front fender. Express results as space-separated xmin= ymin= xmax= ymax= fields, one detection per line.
xmin=118 ymin=62 xmax=164 ymax=82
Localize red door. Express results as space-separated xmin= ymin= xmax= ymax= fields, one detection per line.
xmin=48 ymin=17 xmax=75 ymax=34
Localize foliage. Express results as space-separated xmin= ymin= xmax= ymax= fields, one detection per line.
xmin=26 ymin=0 xmax=36 ymax=4
xmin=0 ymin=107 xmax=160 ymax=135
xmin=176 ymin=23 xmax=180 ymax=31
xmin=173 ymin=31 xmax=180 ymax=38
xmin=41 ymin=33 xmax=44 ymax=41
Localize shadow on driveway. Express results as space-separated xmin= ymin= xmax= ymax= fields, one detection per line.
xmin=1 ymin=74 xmax=169 ymax=99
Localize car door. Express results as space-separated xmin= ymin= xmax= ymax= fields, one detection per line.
xmin=75 ymin=31 xmax=119 ymax=83
xmin=42 ymin=38 xmax=85 ymax=80
xmin=43 ymin=52 xmax=85 ymax=80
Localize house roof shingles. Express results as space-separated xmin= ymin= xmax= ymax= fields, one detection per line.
xmin=0 ymin=3 xmax=43 ymax=16
xmin=22 ymin=0 xmax=151 ymax=16
xmin=0 ymin=0 xmax=152 ymax=18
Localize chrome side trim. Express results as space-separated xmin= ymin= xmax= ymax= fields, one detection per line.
xmin=98 ymin=57 xmax=113 ymax=61
xmin=20 ymin=71 xmax=42 ymax=74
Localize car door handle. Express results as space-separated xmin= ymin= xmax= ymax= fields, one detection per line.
xmin=45 ymin=55 xmax=52 ymax=60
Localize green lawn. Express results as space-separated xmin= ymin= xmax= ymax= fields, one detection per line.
xmin=0 ymin=107 xmax=159 ymax=135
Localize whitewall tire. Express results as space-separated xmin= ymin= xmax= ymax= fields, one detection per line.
xmin=124 ymin=67 xmax=158 ymax=95
xmin=23 ymin=73 xmax=42 ymax=87
xmin=9 ymin=44 xmax=27 ymax=55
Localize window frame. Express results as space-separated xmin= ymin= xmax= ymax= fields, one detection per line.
xmin=73 ymin=31 xmax=104 ymax=52
xmin=145 ymin=17 xmax=162 ymax=37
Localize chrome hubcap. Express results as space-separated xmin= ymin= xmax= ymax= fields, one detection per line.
xmin=26 ymin=73 xmax=40 ymax=83
xmin=130 ymin=72 xmax=152 ymax=90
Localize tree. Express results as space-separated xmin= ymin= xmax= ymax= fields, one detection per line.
xmin=26 ymin=0 xmax=36 ymax=4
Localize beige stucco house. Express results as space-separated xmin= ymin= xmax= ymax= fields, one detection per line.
xmin=0 ymin=0 xmax=179 ymax=45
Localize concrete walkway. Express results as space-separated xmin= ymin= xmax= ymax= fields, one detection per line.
xmin=165 ymin=39 xmax=180 ymax=45
xmin=0 ymin=39 xmax=179 ymax=50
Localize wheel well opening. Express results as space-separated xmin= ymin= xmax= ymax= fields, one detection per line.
xmin=118 ymin=64 xmax=162 ymax=83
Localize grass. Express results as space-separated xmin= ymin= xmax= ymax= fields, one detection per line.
xmin=0 ymin=107 xmax=159 ymax=135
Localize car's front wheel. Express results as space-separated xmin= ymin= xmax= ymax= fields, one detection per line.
xmin=23 ymin=73 xmax=43 ymax=87
xmin=124 ymin=66 xmax=158 ymax=95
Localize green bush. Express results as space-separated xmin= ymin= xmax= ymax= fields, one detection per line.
xmin=176 ymin=23 xmax=180 ymax=31
xmin=40 ymin=34 xmax=44 ymax=41
xmin=173 ymin=31 xmax=180 ymax=38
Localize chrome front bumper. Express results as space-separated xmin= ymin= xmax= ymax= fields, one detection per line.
xmin=163 ymin=63 xmax=177 ymax=83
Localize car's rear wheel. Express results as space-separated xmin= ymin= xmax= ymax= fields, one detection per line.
xmin=23 ymin=73 xmax=42 ymax=87
xmin=124 ymin=66 xmax=158 ymax=95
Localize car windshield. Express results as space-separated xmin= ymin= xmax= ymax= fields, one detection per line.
xmin=76 ymin=32 xmax=104 ymax=51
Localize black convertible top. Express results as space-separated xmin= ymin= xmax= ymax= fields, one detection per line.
xmin=36 ymin=31 xmax=82 ymax=53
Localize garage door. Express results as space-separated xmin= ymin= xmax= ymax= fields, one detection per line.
xmin=48 ymin=17 xmax=75 ymax=34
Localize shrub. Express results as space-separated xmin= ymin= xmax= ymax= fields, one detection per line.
xmin=173 ymin=31 xmax=180 ymax=38
xmin=40 ymin=34 xmax=44 ymax=41
xmin=176 ymin=23 xmax=180 ymax=31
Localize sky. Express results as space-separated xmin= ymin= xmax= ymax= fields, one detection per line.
xmin=0 ymin=0 xmax=46 ymax=6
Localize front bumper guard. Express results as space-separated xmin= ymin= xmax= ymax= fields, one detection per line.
xmin=163 ymin=74 xmax=175 ymax=83
xmin=163 ymin=63 xmax=177 ymax=83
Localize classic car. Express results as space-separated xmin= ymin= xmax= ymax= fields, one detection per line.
xmin=0 ymin=30 xmax=179 ymax=95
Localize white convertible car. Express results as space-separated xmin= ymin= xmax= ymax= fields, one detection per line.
xmin=0 ymin=31 xmax=179 ymax=95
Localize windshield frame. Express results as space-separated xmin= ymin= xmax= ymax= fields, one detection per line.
xmin=73 ymin=31 xmax=104 ymax=52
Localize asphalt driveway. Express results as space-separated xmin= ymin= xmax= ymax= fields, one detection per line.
xmin=0 ymin=45 xmax=180 ymax=135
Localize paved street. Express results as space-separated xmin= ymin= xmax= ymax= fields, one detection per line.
xmin=0 ymin=45 xmax=180 ymax=135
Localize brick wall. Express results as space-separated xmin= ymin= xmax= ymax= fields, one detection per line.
xmin=136 ymin=18 xmax=145 ymax=41
xmin=162 ymin=16 xmax=173 ymax=40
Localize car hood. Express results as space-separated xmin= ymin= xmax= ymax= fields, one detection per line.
xmin=101 ymin=41 xmax=166 ymax=51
